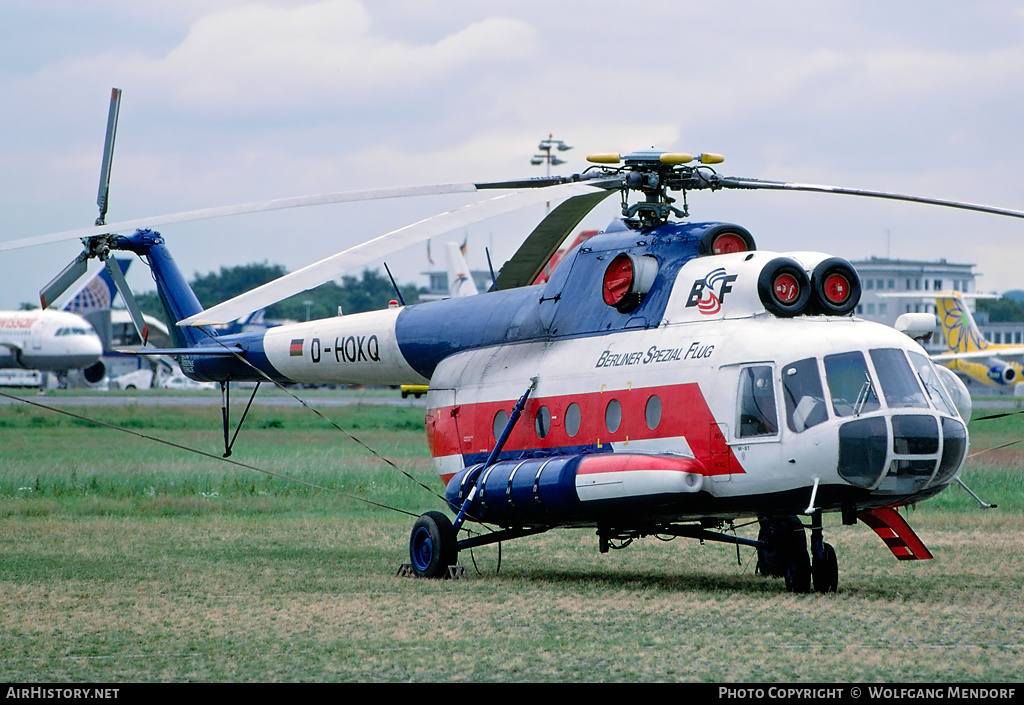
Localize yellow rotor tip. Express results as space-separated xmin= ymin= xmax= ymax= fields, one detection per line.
xmin=586 ymin=153 xmax=621 ymax=164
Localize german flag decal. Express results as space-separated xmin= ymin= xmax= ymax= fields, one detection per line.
xmin=289 ymin=339 xmax=304 ymax=357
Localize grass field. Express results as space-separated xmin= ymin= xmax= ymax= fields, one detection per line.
xmin=1 ymin=394 xmax=1022 ymax=682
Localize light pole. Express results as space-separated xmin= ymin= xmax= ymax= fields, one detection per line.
xmin=532 ymin=134 xmax=572 ymax=214
xmin=531 ymin=134 xmax=572 ymax=178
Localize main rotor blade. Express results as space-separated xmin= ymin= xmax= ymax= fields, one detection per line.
xmin=1 ymin=171 xmax=621 ymax=254
xmin=181 ymin=181 xmax=604 ymax=326
xmin=716 ymin=177 xmax=1024 ymax=220
xmin=0 ymin=183 xmax=483 ymax=252
xmin=495 ymin=188 xmax=616 ymax=290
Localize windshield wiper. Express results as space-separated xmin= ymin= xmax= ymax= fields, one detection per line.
xmin=854 ymin=373 xmax=876 ymax=417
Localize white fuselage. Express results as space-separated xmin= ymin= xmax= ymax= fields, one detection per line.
xmin=247 ymin=248 xmax=967 ymax=521
xmin=426 ymin=314 xmax=961 ymax=514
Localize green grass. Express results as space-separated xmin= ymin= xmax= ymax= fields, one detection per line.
xmin=0 ymin=399 xmax=1022 ymax=682
xmin=0 ymin=401 xmax=437 ymax=519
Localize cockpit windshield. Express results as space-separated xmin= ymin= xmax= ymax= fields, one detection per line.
xmin=869 ymin=348 xmax=929 ymax=409
xmin=824 ymin=351 xmax=880 ymax=417
xmin=782 ymin=347 xmax=956 ymax=434
xmin=907 ymin=350 xmax=958 ymax=416
xmin=55 ymin=326 xmax=93 ymax=337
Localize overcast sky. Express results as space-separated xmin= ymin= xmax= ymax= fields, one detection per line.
xmin=3 ymin=0 xmax=1024 ymax=309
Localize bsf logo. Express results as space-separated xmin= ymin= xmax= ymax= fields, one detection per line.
xmin=686 ymin=268 xmax=737 ymax=315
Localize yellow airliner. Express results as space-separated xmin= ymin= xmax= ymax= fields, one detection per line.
xmin=932 ymin=291 xmax=1024 ymax=387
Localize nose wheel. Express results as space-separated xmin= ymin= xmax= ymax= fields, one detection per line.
xmin=811 ymin=541 xmax=838 ymax=593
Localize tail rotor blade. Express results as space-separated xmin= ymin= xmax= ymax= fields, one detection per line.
xmin=96 ymin=88 xmax=122 ymax=227
xmin=39 ymin=252 xmax=89 ymax=309
xmin=103 ymin=256 xmax=149 ymax=345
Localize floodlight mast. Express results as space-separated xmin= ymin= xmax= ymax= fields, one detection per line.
xmin=531 ymin=134 xmax=574 ymax=214
xmin=531 ymin=133 xmax=573 ymax=178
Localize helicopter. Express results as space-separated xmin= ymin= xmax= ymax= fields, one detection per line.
xmin=6 ymin=89 xmax=1024 ymax=593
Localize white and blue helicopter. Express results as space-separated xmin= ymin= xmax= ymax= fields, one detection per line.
xmin=6 ymin=89 xmax=1024 ymax=592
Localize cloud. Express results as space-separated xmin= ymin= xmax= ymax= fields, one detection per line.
xmin=99 ymin=0 xmax=542 ymax=119
xmin=5 ymin=0 xmax=1024 ymax=307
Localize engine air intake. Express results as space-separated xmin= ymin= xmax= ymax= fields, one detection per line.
xmin=810 ymin=258 xmax=861 ymax=315
xmin=602 ymin=253 xmax=658 ymax=313
xmin=757 ymin=257 xmax=811 ymax=317
xmin=698 ymin=225 xmax=756 ymax=257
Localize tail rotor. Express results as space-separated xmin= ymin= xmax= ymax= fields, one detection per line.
xmin=37 ymin=87 xmax=150 ymax=344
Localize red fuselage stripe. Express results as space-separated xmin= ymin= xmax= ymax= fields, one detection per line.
xmin=426 ymin=383 xmax=742 ymax=476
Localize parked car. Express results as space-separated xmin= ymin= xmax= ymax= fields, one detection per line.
xmin=109 ymin=368 xmax=154 ymax=390
xmin=161 ymin=374 xmax=216 ymax=391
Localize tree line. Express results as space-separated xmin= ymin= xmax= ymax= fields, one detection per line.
xmin=976 ymin=292 xmax=1024 ymax=322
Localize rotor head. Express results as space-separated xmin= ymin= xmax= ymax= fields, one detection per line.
xmin=585 ymin=149 xmax=726 ymax=227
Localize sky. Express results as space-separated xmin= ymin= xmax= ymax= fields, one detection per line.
xmin=2 ymin=0 xmax=1024 ymax=309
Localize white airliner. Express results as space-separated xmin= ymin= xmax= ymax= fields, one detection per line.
xmin=0 ymin=309 xmax=104 ymax=376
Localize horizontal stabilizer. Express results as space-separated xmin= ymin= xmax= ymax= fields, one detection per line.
xmin=115 ymin=345 xmax=243 ymax=356
xmin=858 ymin=507 xmax=933 ymax=560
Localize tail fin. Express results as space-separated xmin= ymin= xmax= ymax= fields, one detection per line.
xmin=445 ymin=242 xmax=478 ymax=298
xmin=934 ymin=291 xmax=989 ymax=355
xmin=62 ymin=258 xmax=130 ymax=312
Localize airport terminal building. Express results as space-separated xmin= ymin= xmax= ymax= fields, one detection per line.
xmin=851 ymin=256 xmax=977 ymax=327
xmin=850 ymin=255 xmax=1024 ymax=343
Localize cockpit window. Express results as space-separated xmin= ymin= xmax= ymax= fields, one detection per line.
xmin=55 ymin=326 xmax=91 ymax=337
xmin=869 ymin=348 xmax=928 ymax=409
xmin=782 ymin=357 xmax=828 ymax=433
xmin=824 ymin=351 xmax=880 ymax=417
xmin=737 ymin=365 xmax=778 ymax=438
xmin=908 ymin=350 xmax=958 ymax=416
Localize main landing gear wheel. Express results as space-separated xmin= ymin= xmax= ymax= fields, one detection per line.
xmin=757 ymin=516 xmax=812 ymax=593
xmin=409 ymin=511 xmax=458 ymax=579
xmin=812 ymin=542 xmax=838 ymax=594
xmin=756 ymin=519 xmax=789 ymax=577
xmin=784 ymin=545 xmax=811 ymax=594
